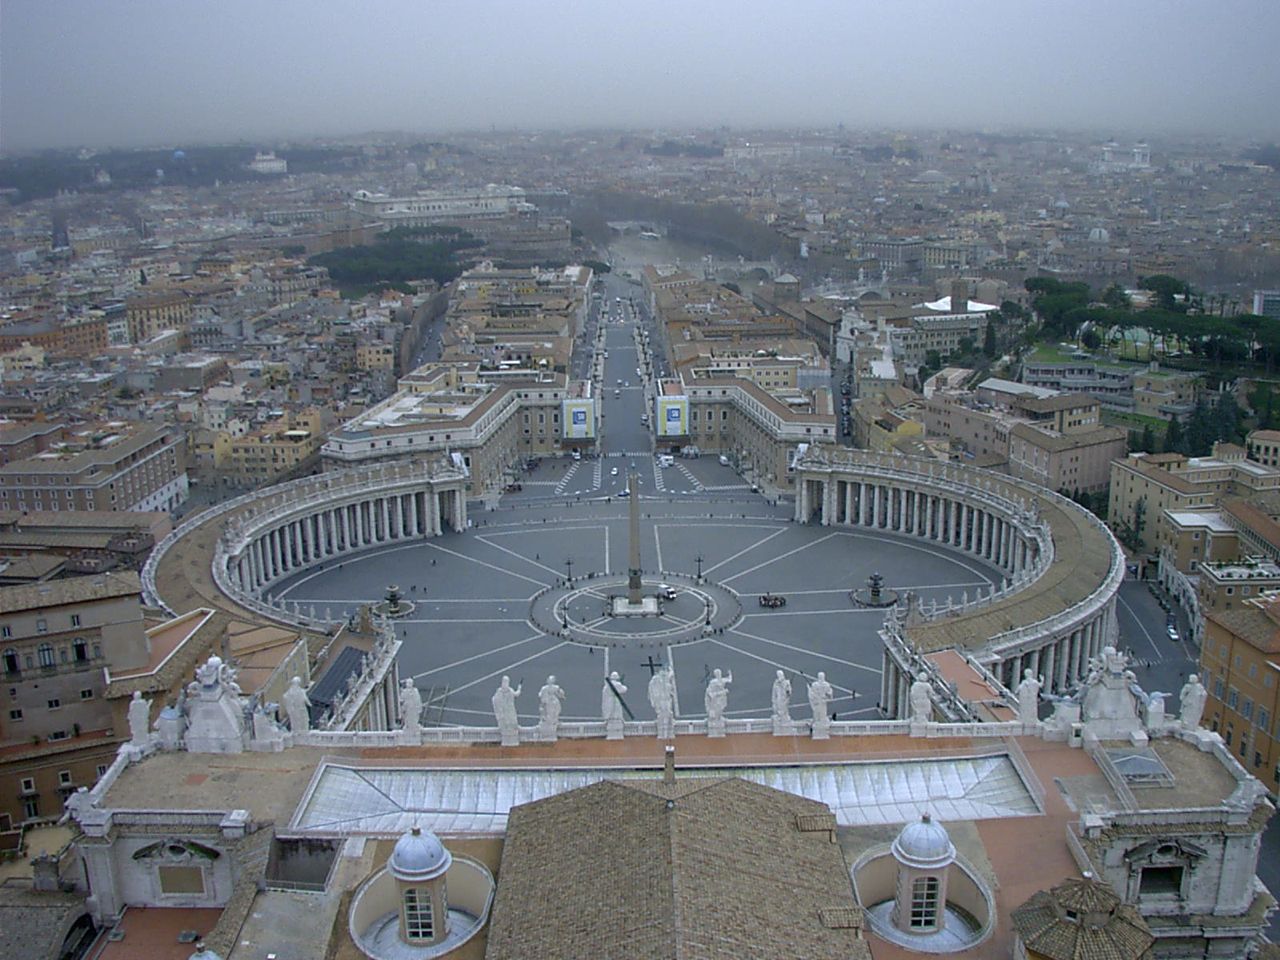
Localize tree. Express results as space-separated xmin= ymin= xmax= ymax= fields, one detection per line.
xmin=1138 ymin=274 xmax=1191 ymax=312
xmin=1081 ymin=328 xmax=1101 ymax=350
xmin=1164 ymin=416 xmax=1184 ymax=454
xmin=983 ymin=318 xmax=997 ymax=358
xmin=1139 ymin=424 xmax=1156 ymax=453
xmin=1101 ymin=283 xmax=1130 ymax=309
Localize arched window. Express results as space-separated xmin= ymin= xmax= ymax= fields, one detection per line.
xmin=38 ymin=643 xmax=56 ymax=668
xmin=402 ymin=886 xmax=433 ymax=942
xmin=2 ymin=648 xmax=17 ymax=674
xmin=909 ymin=876 xmax=940 ymax=929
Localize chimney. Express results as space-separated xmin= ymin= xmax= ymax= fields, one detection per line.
xmin=663 ymin=745 xmax=676 ymax=785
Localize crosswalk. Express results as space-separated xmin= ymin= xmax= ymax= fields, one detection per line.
xmin=553 ymin=464 xmax=580 ymax=496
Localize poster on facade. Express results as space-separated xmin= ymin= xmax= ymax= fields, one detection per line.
xmin=562 ymin=398 xmax=595 ymax=440
xmin=655 ymin=396 xmax=688 ymax=437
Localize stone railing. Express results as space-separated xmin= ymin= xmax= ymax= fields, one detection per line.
xmin=273 ymin=714 xmax=1053 ymax=749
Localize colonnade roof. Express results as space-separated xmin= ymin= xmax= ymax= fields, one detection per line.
xmin=905 ymin=488 xmax=1115 ymax=653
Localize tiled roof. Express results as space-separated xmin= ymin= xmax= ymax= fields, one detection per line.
xmin=0 ymin=569 xmax=140 ymax=614
xmin=485 ymin=777 xmax=871 ymax=960
xmin=1010 ymin=876 xmax=1154 ymax=960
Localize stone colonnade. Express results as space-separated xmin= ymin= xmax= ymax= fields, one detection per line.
xmin=228 ymin=482 xmax=466 ymax=597
xmin=796 ymin=474 xmax=1041 ymax=577
xmin=793 ymin=454 xmax=1122 ymax=710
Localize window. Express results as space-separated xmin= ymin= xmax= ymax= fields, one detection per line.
xmin=58 ymin=770 xmax=71 ymax=786
xmin=1140 ymin=865 xmax=1183 ymax=896
xmin=1260 ymin=708 xmax=1270 ymax=731
xmin=1213 ymin=677 xmax=1225 ymax=699
xmin=70 ymin=614 xmax=80 ymax=627
xmin=1 ymin=625 xmax=9 ymax=638
xmin=36 ymin=618 xmax=47 ymax=634
xmin=38 ymin=643 xmax=55 ymax=668
xmin=909 ymin=876 xmax=940 ymax=929
xmin=79 ymin=688 xmax=93 ymax=700
xmin=22 ymin=798 xmax=38 ymax=820
xmin=1228 ymin=687 xmax=1239 ymax=710
xmin=8 ymin=708 xmax=21 ymax=721
xmin=403 ymin=887 xmax=434 ymax=941
xmin=47 ymin=698 xmax=61 ymax=710
xmin=2 ymin=648 xmax=16 ymax=674
xmin=20 ymin=777 xmax=35 ymax=793
xmin=96 ymin=764 xmax=108 ymax=779
xmin=1243 ymin=699 xmax=1254 ymax=721
xmin=158 ymin=866 xmax=205 ymax=895
xmin=73 ymin=639 xmax=87 ymax=662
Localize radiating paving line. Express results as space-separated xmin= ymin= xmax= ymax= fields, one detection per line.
xmin=724 ymin=626 xmax=883 ymax=676
xmin=721 ymin=532 xmax=840 ymax=583
xmin=409 ymin=633 xmax=548 ymax=681
xmin=700 ymin=526 xmax=789 ymax=576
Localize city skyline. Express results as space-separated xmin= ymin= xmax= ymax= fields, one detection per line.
xmin=3 ymin=0 xmax=1280 ymax=151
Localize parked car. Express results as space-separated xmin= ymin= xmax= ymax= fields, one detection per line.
xmin=1166 ymin=624 xmax=1180 ymax=642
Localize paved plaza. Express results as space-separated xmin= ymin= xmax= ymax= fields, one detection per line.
xmin=272 ymin=493 xmax=1003 ymax=727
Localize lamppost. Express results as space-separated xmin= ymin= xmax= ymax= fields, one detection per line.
xmin=695 ymin=553 xmax=704 ymax=582
xmin=564 ymin=556 xmax=574 ymax=584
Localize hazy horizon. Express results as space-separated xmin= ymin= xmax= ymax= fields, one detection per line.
xmin=3 ymin=0 xmax=1279 ymax=153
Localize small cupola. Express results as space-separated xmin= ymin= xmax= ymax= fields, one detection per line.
xmin=390 ymin=827 xmax=452 ymax=946
xmin=890 ymin=813 xmax=956 ymax=934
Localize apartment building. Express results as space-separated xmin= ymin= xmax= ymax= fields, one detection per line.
xmin=1022 ymin=350 xmax=1136 ymax=411
xmin=1132 ymin=365 xmax=1201 ymax=420
xmin=212 ymin=408 xmax=325 ymax=489
xmin=0 ymin=423 xmax=188 ymax=515
xmin=321 ymin=364 xmax=572 ymax=496
xmin=0 ymin=572 xmax=145 ymax=827
xmin=1200 ymin=595 xmax=1280 ymax=794
xmin=1197 ymin=558 xmax=1280 ymax=618
xmin=125 ymin=290 xmax=192 ymax=344
xmin=1246 ymin=428 xmax=1280 ymax=467
xmin=680 ymin=376 xmax=836 ymax=491
xmin=1109 ymin=444 xmax=1280 ymax=554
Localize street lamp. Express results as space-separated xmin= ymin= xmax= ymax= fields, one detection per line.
xmin=564 ymin=556 xmax=574 ymax=584
xmin=695 ymin=553 xmax=704 ymax=582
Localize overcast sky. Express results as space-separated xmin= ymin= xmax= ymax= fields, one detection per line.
xmin=2 ymin=0 xmax=1278 ymax=151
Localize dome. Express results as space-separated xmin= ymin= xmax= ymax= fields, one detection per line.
xmin=388 ymin=826 xmax=451 ymax=882
xmin=1088 ymin=226 xmax=1110 ymax=243
xmin=891 ymin=813 xmax=956 ymax=869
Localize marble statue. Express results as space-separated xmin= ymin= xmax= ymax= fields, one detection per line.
xmin=808 ymin=671 xmax=833 ymax=718
xmin=399 ymin=679 xmax=423 ymax=737
xmin=602 ymin=671 xmax=628 ymax=739
xmin=492 ymin=676 xmax=522 ymax=744
xmin=909 ymin=679 xmax=933 ymax=723
xmin=127 ymin=691 xmax=151 ymax=747
xmin=283 ymin=676 xmax=311 ymax=734
xmin=649 ymin=666 xmax=677 ymax=739
xmin=63 ymin=786 xmax=93 ymax=825
xmin=252 ymin=703 xmax=284 ymax=749
xmin=808 ymin=671 xmax=834 ymax=738
xmin=704 ymin=668 xmax=732 ymax=730
xmin=1016 ymin=669 xmax=1043 ymax=724
xmin=184 ymin=654 xmax=248 ymax=754
xmin=538 ymin=676 xmax=565 ymax=735
xmin=1179 ymin=674 xmax=1207 ymax=729
xmin=771 ymin=670 xmax=792 ymax=730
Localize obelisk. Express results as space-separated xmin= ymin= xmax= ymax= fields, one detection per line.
xmin=627 ymin=468 xmax=642 ymax=604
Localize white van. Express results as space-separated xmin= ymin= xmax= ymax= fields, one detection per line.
xmin=657 ymin=454 xmax=674 ymax=468
xmin=572 ymin=450 xmax=581 ymax=461
xmin=718 ymin=455 xmax=730 ymax=466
